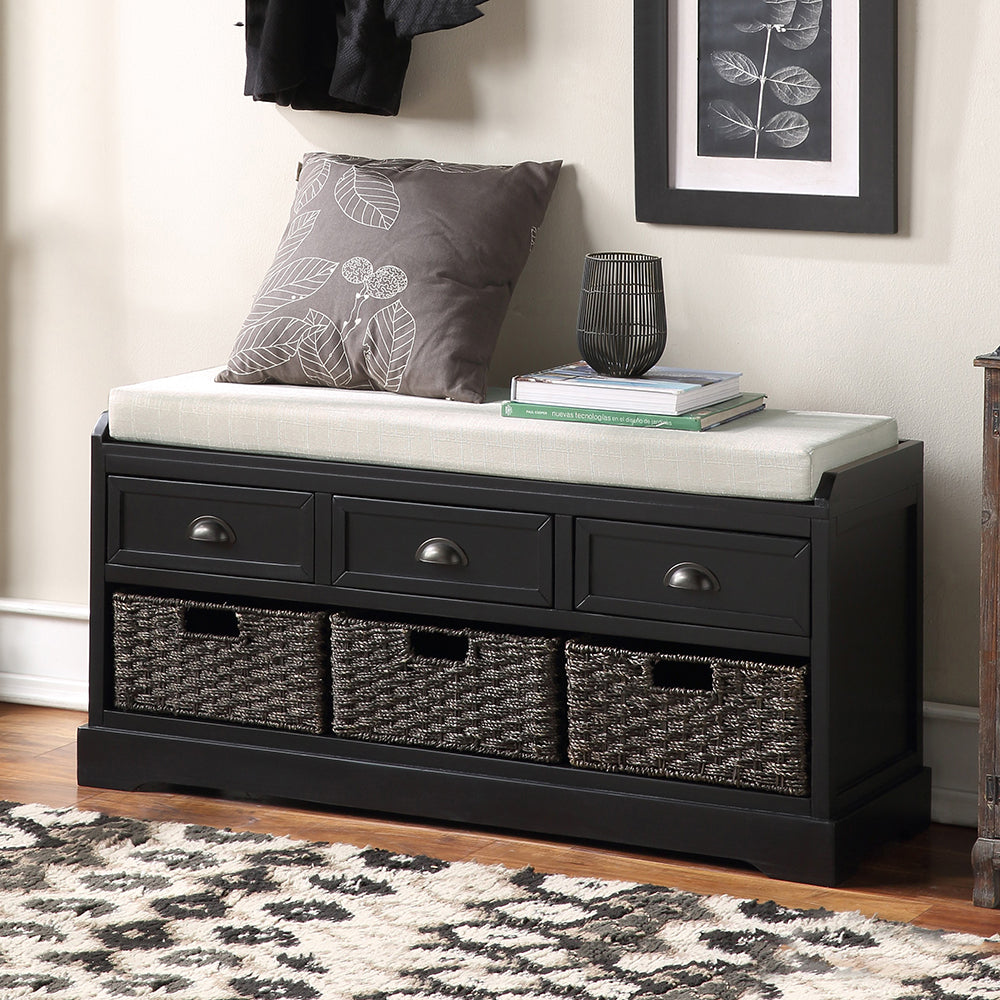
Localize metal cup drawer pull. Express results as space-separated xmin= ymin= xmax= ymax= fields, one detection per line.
xmin=415 ymin=537 xmax=469 ymax=568
xmin=186 ymin=515 xmax=237 ymax=546
xmin=664 ymin=561 xmax=721 ymax=592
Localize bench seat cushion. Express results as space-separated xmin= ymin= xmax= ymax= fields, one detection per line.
xmin=108 ymin=369 xmax=898 ymax=501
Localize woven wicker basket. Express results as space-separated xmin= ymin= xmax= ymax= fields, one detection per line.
xmin=565 ymin=640 xmax=809 ymax=795
xmin=329 ymin=613 xmax=563 ymax=763
xmin=113 ymin=592 xmax=328 ymax=733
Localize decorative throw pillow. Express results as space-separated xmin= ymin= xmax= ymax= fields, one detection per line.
xmin=217 ymin=153 xmax=562 ymax=403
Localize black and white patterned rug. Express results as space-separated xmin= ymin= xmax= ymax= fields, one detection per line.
xmin=0 ymin=800 xmax=997 ymax=999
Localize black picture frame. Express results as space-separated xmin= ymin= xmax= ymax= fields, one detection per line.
xmin=634 ymin=0 xmax=897 ymax=233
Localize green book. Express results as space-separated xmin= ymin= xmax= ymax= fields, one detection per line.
xmin=501 ymin=393 xmax=766 ymax=431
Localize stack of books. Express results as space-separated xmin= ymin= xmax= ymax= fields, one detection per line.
xmin=504 ymin=361 xmax=765 ymax=431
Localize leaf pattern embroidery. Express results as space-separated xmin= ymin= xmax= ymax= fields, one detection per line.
xmin=334 ymin=167 xmax=401 ymax=230
xmin=396 ymin=160 xmax=493 ymax=173
xmin=270 ymin=210 xmax=320 ymax=271
xmin=230 ymin=155 xmax=425 ymax=390
xmin=227 ymin=314 xmax=314 ymax=379
xmin=341 ymin=256 xmax=375 ymax=286
xmin=366 ymin=265 xmax=408 ymax=300
xmin=341 ymin=258 xmax=411 ymax=331
xmin=297 ymin=310 xmax=358 ymax=388
xmin=342 ymin=258 xmax=408 ymax=299
xmin=363 ymin=301 xmax=416 ymax=392
xmin=333 ymin=155 xmax=494 ymax=174
xmin=294 ymin=158 xmax=332 ymax=213
xmin=244 ymin=257 xmax=339 ymax=325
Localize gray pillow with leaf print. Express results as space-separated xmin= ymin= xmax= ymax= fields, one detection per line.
xmin=217 ymin=152 xmax=562 ymax=403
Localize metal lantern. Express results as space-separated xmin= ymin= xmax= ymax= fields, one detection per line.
xmin=576 ymin=252 xmax=667 ymax=377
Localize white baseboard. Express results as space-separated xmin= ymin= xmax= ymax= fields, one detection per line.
xmin=0 ymin=603 xmax=983 ymax=826
xmin=923 ymin=700 xmax=978 ymax=828
xmin=0 ymin=599 xmax=89 ymax=711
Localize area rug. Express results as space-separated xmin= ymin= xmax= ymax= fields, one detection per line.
xmin=0 ymin=801 xmax=997 ymax=999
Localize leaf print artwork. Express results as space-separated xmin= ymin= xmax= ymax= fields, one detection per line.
xmin=362 ymin=301 xmax=416 ymax=392
xmin=763 ymin=110 xmax=811 ymax=147
xmin=698 ymin=0 xmax=831 ymax=162
xmin=767 ymin=65 xmax=822 ymax=105
xmin=776 ymin=0 xmax=824 ymax=50
xmin=762 ymin=0 xmax=797 ymax=25
xmin=708 ymin=100 xmax=755 ymax=140
xmin=334 ymin=166 xmax=401 ymax=230
xmin=711 ymin=50 xmax=760 ymax=87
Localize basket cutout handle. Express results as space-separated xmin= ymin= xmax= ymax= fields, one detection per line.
xmin=408 ymin=629 xmax=469 ymax=663
xmin=651 ymin=657 xmax=713 ymax=691
xmin=182 ymin=606 xmax=240 ymax=640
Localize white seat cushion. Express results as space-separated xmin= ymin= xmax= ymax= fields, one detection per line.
xmin=108 ymin=369 xmax=899 ymax=502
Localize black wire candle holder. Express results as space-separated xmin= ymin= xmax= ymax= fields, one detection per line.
xmin=576 ymin=252 xmax=667 ymax=377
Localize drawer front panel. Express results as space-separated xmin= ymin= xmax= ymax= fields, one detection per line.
xmin=333 ymin=497 xmax=553 ymax=606
xmin=108 ymin=477 xmax=314 ymax=581
xmin=575 ymin=519 xmax=810 ymax=635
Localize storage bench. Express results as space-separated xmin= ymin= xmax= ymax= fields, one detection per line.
xmin=79 ymin=370 xmax=929 ymax=886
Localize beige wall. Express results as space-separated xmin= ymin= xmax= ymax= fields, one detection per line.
xmin=0 ymin=1 xmax=992 ymax=706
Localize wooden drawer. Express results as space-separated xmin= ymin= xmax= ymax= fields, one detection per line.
xmin=575 ymin=518 xmax=810 ymax=636
xmin=333 ymin=497 xmax=553 ymax=606
xmin=107 ymin=477 xmax=314 ymax=581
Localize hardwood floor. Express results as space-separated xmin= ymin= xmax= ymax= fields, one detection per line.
xmin=3 ymin=701 xmax=998 ymax=938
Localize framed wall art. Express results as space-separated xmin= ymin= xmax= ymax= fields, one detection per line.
xmin=633 ymin=0 xmax=897 ymax=233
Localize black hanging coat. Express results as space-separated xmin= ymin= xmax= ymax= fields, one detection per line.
xmin=243 ymin=0 xmax=487 ymax=115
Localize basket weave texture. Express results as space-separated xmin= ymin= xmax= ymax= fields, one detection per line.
xmin=330 ymin=613 xmax=563 ymax=763
xmin=565 ymin=641 xmax=809 ymax=795
xmin=113 ymin=593 xmax=327 ymax=733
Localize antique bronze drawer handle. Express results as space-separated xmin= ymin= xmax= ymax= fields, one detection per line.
xmin=187 ymin=515 xmax=236 ymax=546
xmin=663 ymin=561 xmax=721 ymax=592
xmin=415 ymin=537 xmax=469 ymax=568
